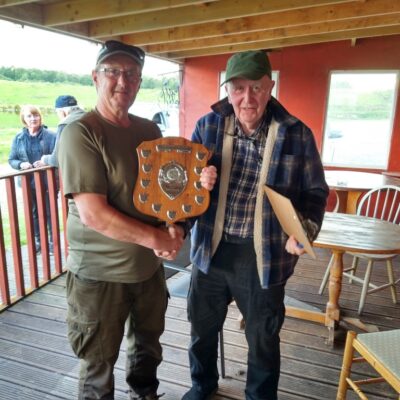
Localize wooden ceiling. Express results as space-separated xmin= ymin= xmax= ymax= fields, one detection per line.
xmin=1 ymin=0 xmax=399 ymax=63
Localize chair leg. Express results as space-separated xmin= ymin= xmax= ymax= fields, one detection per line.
xmin=318 ymin=254 xmax=334 ymax=295
xmin=358 ymin=260 xmax=374 ymax=315
xmin=337 ymin=331 xmax=356 ymax=400
xmin=348 ymin=256 xmax=359 ymax=284
xmin=386 ymin=259 xmax=398 ymax=304
xmin=219 ymin=329 xmax=225 ymax=378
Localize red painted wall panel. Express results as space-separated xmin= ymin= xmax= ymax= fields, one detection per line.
xmin=181 ymin=35 xmax=400 ymax=171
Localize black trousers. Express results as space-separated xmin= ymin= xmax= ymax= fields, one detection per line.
xmin=187 ymin=239 xmax=285 ymax=400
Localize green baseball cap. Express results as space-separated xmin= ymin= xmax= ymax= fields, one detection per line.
xmin=221 ymin=50 xmax=272 ymax=85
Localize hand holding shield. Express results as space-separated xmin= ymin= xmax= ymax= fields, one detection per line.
xmin=133 ymin=137 xmax=211 ymax=223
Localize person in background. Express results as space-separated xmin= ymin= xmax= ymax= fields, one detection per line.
xmin=58 ymin=40 xmax=185 ymax=400
xmin=8 ymin=104 xmax=56 ymax=253
xmin=38 ymin=95 xmax=85 ymax=168
xmin=182 ymin=50 xmax=329 ymax=400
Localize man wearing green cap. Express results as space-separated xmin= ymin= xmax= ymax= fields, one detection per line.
xmin=183 ymin=50 xmax=329 ymax=400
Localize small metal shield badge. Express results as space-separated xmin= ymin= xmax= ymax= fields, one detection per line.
xmin=133 ymin=137 xmax=211 ymax=223
xmin=158 ymin=161 xmax=187 ymax=200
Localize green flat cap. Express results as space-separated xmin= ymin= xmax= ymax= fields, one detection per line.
xmin=222 ymin=50 xmax=272 ymax=85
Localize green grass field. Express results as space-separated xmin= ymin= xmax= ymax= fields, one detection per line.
xmin=1 ymin=80 xmax=98 ymax=109
xmin=0 ymin=80 xmax=160 ymax=249
xmin=0 ymin=79 xmax=160 ymax=165
xmin=0 ymin=80 xmax=162 ymax=250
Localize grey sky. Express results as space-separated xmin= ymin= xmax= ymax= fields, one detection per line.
xmin=0 ymin=20 xmax=178 ymax=77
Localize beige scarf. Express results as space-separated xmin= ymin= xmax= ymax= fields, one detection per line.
xmin=211 ymin=114 xmax=279 ymax=285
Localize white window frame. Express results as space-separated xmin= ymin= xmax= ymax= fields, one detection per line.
xmin=322 ymin=70 xmax=398 ymax=169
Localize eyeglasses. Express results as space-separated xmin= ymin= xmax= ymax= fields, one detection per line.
xmin=227 ymin=82 xmax=268 ymax=96
xmin=97 ymin=40 xmax=145 ymax=67
xmin=97 ymin=67 xmax=142 ymax=83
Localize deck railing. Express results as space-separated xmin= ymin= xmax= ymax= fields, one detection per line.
xmin=0 ymin=166 xmax=68 ymax=311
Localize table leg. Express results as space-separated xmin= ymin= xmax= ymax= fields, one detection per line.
xmin=346 ymin=191 xmax=363 ymax=214
xmin=334 ymin=190 xmax=364 ymax=215
xmin=334 ymin=191 xmax=348 ymax=213
xmin=325 ymin=249 xmax=344 ymax=345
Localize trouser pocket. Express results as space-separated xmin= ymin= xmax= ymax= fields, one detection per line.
xmin=66 ymin=271 xmax=103 ymax=362
xmin=67 ymin=316 xmax=101 ymax=361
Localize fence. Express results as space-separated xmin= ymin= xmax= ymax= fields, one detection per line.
xmin=0 ymin=166 xmax=68 ymax=310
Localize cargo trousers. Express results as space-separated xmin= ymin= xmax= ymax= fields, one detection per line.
xmin=66 ymin=267 xmax=168 ymax=399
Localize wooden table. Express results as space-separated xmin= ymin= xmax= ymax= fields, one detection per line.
xmin=286 ymin=212 xmax=400 ymax=345
xmin=382 ymin=171 xmax=400 ymax=178
xmin=324 ymin=170 xmax=400 ymax=214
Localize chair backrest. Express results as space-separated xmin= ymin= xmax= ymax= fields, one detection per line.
xmin=357 ymin=185 xmax=400 ymax=224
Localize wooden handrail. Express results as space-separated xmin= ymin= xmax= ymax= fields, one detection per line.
xmin=0 ymin=166 xmax=68 ymax=311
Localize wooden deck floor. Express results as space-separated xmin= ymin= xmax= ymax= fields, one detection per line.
xmin=0 ymin=248 xmax=399 ymax=399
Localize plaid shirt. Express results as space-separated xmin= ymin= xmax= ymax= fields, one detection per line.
xmin=190 ymin=97 xmax=329 ymax=288
xmin=224 ymin=114 xmax=270 ymax=237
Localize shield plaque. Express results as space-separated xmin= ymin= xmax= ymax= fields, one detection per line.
xmin=133 ymin=137 xmax=211 ymax=223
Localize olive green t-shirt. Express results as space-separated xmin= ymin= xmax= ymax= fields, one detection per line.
xmin=58 ymin=109 xmax=163 ymax=283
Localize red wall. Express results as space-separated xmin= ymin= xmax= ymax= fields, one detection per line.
xmin=180 ymin=35 xmax=400 ymax=171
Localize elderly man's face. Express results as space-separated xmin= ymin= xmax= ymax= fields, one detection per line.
xmin=92 ymin=54 xmax=142 ymax=114
xmin=226 ymin=75 xmax=275 ymax=134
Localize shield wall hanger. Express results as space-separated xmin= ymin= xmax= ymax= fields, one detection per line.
xmin=133 ymin=137 xmax=211 ymax=223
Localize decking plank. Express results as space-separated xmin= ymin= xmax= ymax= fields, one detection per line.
xmin=0 ymin=248 xmax=399 ymax=399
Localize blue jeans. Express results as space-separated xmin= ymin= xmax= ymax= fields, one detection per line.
xmin=187 ymin=238 xmax=285 ymax=400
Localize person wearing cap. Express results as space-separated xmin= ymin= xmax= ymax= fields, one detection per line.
xmin=58 ymin=40 xmax=185 ymax=400
xmin=37 ymin=95 xmax=85 ymax=168
xmin=182 ymin=51 xmax=329 ymax=400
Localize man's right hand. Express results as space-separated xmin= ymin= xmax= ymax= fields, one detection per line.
xmin=200 ymin=165 xmax=217 ymax=191
xmin=153 ymin=224 xmax=185 ymax=260
xmin=73 ymin=192 xmax=185 ymax=255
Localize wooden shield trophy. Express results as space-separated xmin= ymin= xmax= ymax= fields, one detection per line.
xmin=133 ymin=137 xmax=211 ymax=223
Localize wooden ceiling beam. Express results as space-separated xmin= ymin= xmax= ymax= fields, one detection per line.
xmin=0 ymin=0 xmax=398 ymax=63
xmin=87 ymin=0 xmax=356 ymax=38
xmin=0 ymin=8 xmax=93 ymax=39
xmin=146 ymin=13 xmax=400 ymax=53
xmin=0 ymin=3 xmax=93 ymax=40
xmin=0 ymin=2 xmax=42 ymax=23
xmin=165 ymin=25 xmax=400 ymax=59
xmin=43 ymin=0 xmax=219 ymax=26
xmin=0 ymin=0 xmax=32 ymax=7
xmin=121 ymin=0 xmax=400 ymax=46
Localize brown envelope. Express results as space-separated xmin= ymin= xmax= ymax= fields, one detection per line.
xmin=264 ymin=186 xmax=316 ymax=259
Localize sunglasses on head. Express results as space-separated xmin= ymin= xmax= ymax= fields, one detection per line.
xmin=97 ymin=40 xmax=145 ymax=64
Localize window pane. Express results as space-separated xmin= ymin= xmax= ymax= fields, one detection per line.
xmin=322 ymin=72 xmax=398 ymax=169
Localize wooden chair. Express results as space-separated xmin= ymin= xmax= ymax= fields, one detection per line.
xmin=319 ymin=185 xmax=400 ymax=314
xmin=337 ymin=330 xmax=400 ymax=399
xmin=164 ymin=237 xmax=226 ymax=378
